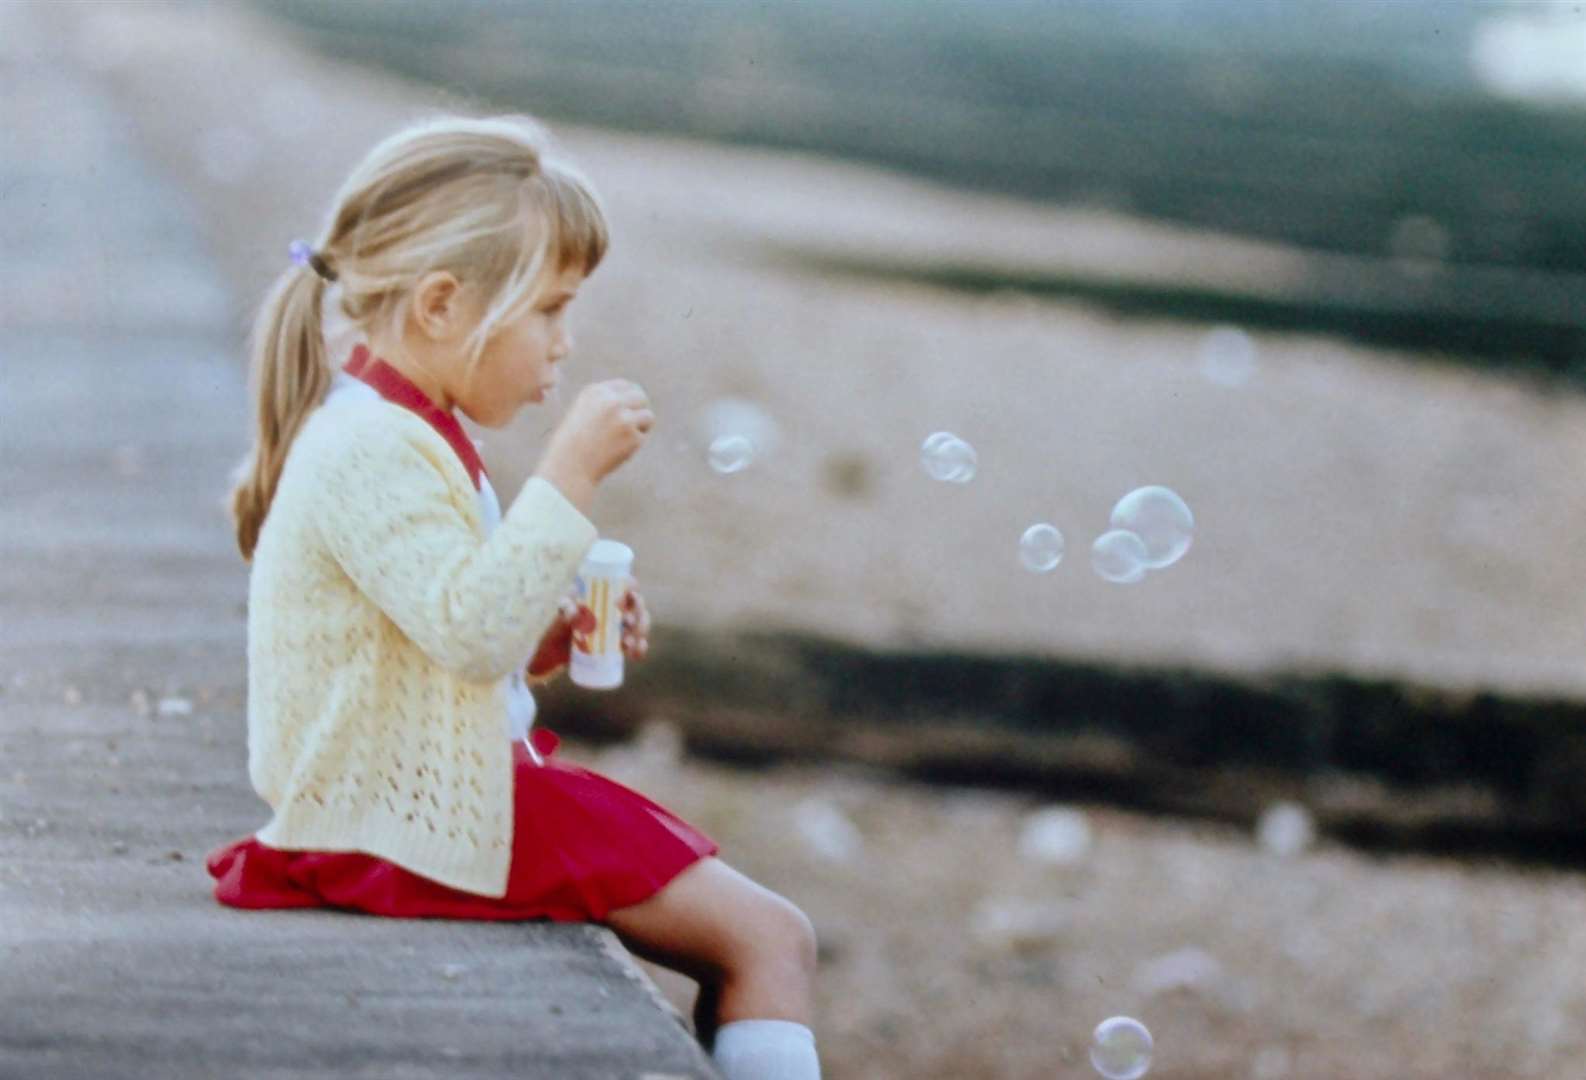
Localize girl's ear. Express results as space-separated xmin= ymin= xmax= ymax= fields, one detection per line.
xmin=410 ymin=271 xmax=466 ymax=341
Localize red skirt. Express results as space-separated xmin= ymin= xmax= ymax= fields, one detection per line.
xmin=205 ymin=728 xmax=718 ymax=922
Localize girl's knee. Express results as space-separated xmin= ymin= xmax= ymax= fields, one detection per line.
xmin=788 ymin=901 xmax=818 ymax=975
xmin=752 ymin=894 xmax=818 ymax=979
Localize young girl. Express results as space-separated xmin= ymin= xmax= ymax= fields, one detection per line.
xmin=205 ymin=113 xmax=820 ymax=1080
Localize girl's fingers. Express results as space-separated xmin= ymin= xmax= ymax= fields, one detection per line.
xmin=621 ymin=579 xmax=648 ymax=627
xmin=619 ymin=577 xmax=648 ymax=656
xmin=572 ymin=605 xmax=598 ymax=634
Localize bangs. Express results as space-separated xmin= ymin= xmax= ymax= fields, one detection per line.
xmin=541 ymin=162 xmax=608 ymax=277
xmin=462 ymin=164 xmax=608 ymax=359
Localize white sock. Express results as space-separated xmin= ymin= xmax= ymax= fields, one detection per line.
xmin=712 ymin=1019 xmax=821 ymax=1080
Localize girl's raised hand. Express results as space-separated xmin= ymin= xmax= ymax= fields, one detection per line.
xmin=533 ymin=380 xmax=654 ymax=511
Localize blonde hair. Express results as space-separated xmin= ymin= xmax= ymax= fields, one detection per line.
xmin=229 ymin=113 xmax=608 ymax=561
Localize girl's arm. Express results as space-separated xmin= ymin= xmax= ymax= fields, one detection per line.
xmin=307 ymin=408 xmax=598 ymax=682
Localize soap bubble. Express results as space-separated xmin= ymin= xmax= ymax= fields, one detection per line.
xmin=1197 ymin=325 xmax=1257 ymax=388
xmin=792 ymin=798 xmax=863 ymax=862
xmin=968 ymin=898 xmax=1069 ymax=953
xmin=1257 ymin=802 xmax=1315 ymax=858
xmin=1090 ymin=1016 xmax=1153 ymax=1080
xmin=1389 ymin=214 xmax=1451 ymax=265
xmin=1019 ymin=523 xmax=1066 ymax=573
xmin=707 ymin=434 xmax=755 ymax=475
xmin=698 ymin=398 xmax=778 ymax=474
xmin=1091 ymin=530 xmax=1149 ymax=584
xmin=1109 ymin=487 xmax=1194 ymax=569
xmin=920 ymin=431 xmax=977 ymax=483
xmin=1017 ymin=806 xmax=1091 ymax=864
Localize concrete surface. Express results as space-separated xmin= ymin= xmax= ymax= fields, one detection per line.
xmin=0 ymin=3 xmax=716 ymax=1077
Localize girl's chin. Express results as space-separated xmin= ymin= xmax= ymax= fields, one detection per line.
xmin=463 ymin=404 xmax=516 ymax=430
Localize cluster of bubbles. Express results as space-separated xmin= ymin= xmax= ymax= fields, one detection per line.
xmin=690 ymin=320 xmax=1247 ymax=1073
xmin=697 ymin=385 xmax=1205 ymax=584
xmin=1090 ymin=1016 xmax=1154 ymax=1080
xmin=922 ymin=432 xmax=1195 ymax=583
xmin=1092 ymin=485 xmax=1196 ymax=584
xmin=919 ymin=431 xmax=978 ymax=483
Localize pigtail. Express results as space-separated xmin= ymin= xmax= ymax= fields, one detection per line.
xmin=229 ymin=261 xmax=334 ymax=562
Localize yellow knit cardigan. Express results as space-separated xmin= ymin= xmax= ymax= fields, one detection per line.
xmin=245 ymin=394 xmax=597 ymax=897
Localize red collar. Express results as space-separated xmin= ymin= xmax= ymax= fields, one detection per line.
xmin=343 ymin=344 xmax=485 ymax=490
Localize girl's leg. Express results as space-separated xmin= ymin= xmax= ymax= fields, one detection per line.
xmin=604 ymin=856 xmax=817 ymax=1035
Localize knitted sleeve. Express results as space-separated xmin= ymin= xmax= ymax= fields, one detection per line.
xmin=307 ymin=408 xmax=599 ymax=682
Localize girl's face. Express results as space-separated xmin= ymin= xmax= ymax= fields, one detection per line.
xmin=457 ymin=266 xmax=585 ymax=428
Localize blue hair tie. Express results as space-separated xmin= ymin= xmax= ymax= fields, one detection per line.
xmin=288 ymin=238 xmax=338 ymax=282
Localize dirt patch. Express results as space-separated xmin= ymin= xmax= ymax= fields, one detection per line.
xmin=580 ymin=723 xmax=1586 ymax=1080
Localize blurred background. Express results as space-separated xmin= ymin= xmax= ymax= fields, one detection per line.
xmin=46 ymin=1 xmax=1586 ymax=1076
